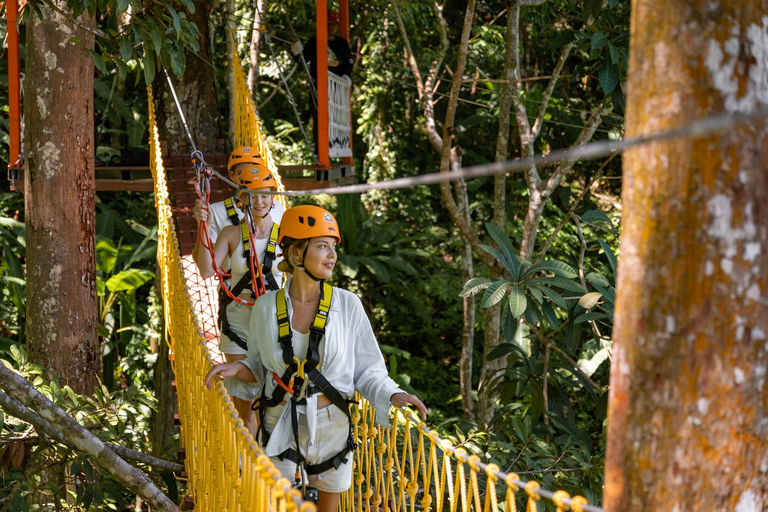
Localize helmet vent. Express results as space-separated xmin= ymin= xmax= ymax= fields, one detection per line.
xmin=308 ymin=217 xmax=316 ymax=227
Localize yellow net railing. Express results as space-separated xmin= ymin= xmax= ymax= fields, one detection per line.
xmin=149 ymin=85 xmax=309 ymax=512
xmin=230 ymin=31 xmax=288 ymax=211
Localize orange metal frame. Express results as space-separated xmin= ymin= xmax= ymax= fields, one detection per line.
xmin=7 ymin=0 xmax=21 ymax=169
xmin=315 ymin=0 xmax=353 ymax=169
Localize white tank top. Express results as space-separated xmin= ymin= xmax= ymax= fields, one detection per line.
xmin=229 ymin=231 xmax=283 ymax=290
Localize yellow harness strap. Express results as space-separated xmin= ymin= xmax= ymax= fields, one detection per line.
xmin=224 ymin=197 xmax=239 ymax=225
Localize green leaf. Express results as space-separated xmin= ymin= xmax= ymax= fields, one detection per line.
xmin=507 ymin=286 xmax=527 ymax=318
xmin=119 ymin=37 xmax=133 ymax=61
xmin=542 ymin=301 xmax=559 ymax=328
xmin=521 ymin=260 xmax=578 ymax=279
xmin=87 ymin=50 xmax=107 ymax=75
xmin=143 ymin=51 xmax=156 ymax=85
xmin=548 ymin=30 xmax=576 ymax=50
xmin=574 ymin=311 xmax=609 ymax=324
xmin=598 ymin=239 xmax=618 ymax=275
xmin=591 ymin=31 xmax=607 ymax=51
xmin=363 ymin=259 xmax=390 ymax=283
xmin=528 ymin=276 xmax=586 ymax=293
xmin=459 ymin=277 xmax=493 ymax=297
xmin=578 ymin=292 xmax=602 ymax=310
xmin=581 ymin=209 xmax=612 ymax=225
xmin=608 ymin=42 xmax=621 ymax=64
xmin=482 ymin=281 xmax=511 ymax=308
xmin=582 ymin=0 xmax=602 ymax=25
xmin=586 ymin=272 xmax=610 ymax=287
xmin=599 ymin=59 xmax=619 ymax=94
xmin=480 ymin=244 xmax=519 ymax=279
xmin=501 ymin=305 xmax=516 ymax=342
xmin=485 ymin=223 xmax=521 ymax=279
xmin=105 ymin=269 xmax=154 ymax=293
xmin=531 ymin=284 xmax=568 ymax=310
xmin=117 ymin=0 xmax=131 ymax=10
xmin=523 ymin=302 xmax=541 ymax=325
xmin=513 ymin=321 xmax=531 ymax=356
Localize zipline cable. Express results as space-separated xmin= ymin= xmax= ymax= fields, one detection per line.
xmin=248 ymin=106 xmax=768 ymax=197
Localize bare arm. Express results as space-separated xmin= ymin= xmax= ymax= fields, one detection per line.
xmin=197 ymin=225 xmax=236 ymax=279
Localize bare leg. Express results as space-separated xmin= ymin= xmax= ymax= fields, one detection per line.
xmin=224 ymin=353 xmax=258 ymax=437
xmin=317 ymin=491 xmax=340 ymax=512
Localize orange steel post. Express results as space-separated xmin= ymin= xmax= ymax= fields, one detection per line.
xmin=7 ymin=0 xmax=21 ymax=168
xmin=339 ymin=0 xmax=353 ymax=166
xmin=316 ymin=0 xmax=330 ymax=169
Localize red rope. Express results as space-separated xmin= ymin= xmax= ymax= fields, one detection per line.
xmin=195 ymin=177 xmax=266 ymax=308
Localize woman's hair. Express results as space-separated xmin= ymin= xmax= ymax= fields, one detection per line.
xmin=277 ymin=236 xmax=308 ymax=274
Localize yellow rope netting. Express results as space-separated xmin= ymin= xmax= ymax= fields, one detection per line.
xmin=149 ymin=85 xmax=307 ymax=512
xmin=230 ymin=31 xmax=288 ymax=211
xmin=150 ymin=49 xmax=605 ymax=512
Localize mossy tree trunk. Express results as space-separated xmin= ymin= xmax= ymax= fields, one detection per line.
xmin=24 ymin=0 xmax=99 ymax=395
xmin=604 ymin=0 xmax=768 ymax=509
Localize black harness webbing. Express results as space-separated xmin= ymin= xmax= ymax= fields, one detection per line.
xmin=223 ymin=197 xmax=240 ymax=226
xmin=218 ymin=222 xmax=281 ymax=351
xmin=255 ymin=282 xmax=357 ymax=477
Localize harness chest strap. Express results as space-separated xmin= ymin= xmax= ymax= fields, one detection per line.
xmin=223 ymin=197 xmax=240 ymax=226
xmin=217 ymin=222 xmax=281 ymax=351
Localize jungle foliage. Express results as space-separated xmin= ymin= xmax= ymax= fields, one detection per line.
xmin=1 ymin=0 xmax=628 ymax=508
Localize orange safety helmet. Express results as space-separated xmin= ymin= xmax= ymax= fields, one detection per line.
xmin=238 ymin=164 xmax=277 ymax=190
xmin=228 ymin=146 xmax=264 ymax=172
xmin=278 ymin=205 xmax=341 ymax=245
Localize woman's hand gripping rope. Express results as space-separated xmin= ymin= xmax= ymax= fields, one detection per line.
xmin=391 ymin=393 xmax=428 ymax=420
xmin=205 ymin=361 xmax=257 ymax=390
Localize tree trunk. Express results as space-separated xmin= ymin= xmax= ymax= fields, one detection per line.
xmin=150 ymin=273 xmax=176 ymax=459
xmin=248 ymin=0 xmax=267 ymax=96
xmin=604 ymin=1 xmax=768 ymax=509
xmin=155 ymin=1 xmax=221 ymax=153
xmin=24 ymin=0 xmax=99 ymax=395
xmin=454 ymin=149 xmax=476 ymax=421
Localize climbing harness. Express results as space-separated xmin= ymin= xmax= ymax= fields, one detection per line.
xmin=255 ymin=282 xmax=357 ymax=484
xmin=217 ymin=219 xmax=280 ymax=351
xmin=223 ymin=197 xmax=241 ymax=226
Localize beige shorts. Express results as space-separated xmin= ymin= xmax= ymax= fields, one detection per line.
xmin=265 ymin=405 xmax=353 ymax=493
xmin=219 ymin=301 xmax=250 ymax=355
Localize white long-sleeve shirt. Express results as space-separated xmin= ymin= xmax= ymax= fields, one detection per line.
xmin=229 ymin=279 xmax=404 ymax=457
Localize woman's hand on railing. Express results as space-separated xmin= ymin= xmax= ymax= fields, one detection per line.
xmin=204 ymin=362 xmax=255 ymax=390
xmin=391 ymin=393 xmax=428 ymax=420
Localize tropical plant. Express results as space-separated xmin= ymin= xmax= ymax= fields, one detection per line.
xmin=95 ymin=204 xmax=158 ymax=390
xmin=0 ymin=192 xmax=25 ymax=351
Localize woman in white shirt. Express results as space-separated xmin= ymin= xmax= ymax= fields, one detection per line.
xmin=205 ymin=205 xmax=426 ymax=512
xmin=197 ymin=163 xmax=283 ymax=437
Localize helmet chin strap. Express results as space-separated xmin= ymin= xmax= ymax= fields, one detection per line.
xmin=297 ymin=243 xmax=322 ymax=281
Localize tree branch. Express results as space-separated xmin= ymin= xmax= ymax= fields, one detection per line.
xmin=0 ymin=367 xmax=178 ymax=511
xmin=435 ymin=0 xmax=501 ymax=271
xmin=0 ymin=393 xmax=184 ymax=472
xmin=530 ymin=42 xmax=574 ymax=140
xmin=536 ymin=152 xmax=618 ymax=263
xmin=544 ymin=102 xmax=613 ymax=197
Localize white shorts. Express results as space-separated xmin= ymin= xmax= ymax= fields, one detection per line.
xmin=219 ymin=301 xmax=251 ymax=355
xmin=265 ymin=405 xmax=353 ymax=493
xmin=219 ymin=301 xmax=262 ymax=400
